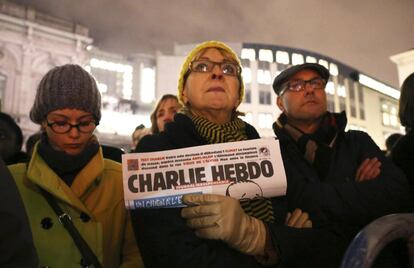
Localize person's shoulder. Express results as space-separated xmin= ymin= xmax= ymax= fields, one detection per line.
xmin=392 ymin=134 xmax=414 ymax=154
xmin=136 ymin=132 xmax=170 ymax=152
xmin=343 ymin=129 xmax=372 ymax=142
xmin=103 ymin=158 xmax=122 ymax=172
xmin=244 ymin=121 xmax=261 ymax=139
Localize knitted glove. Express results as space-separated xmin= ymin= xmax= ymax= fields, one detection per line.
xmin=181 ymin=194 xmax=267 ymax=255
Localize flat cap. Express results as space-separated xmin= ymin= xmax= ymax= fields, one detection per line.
xmin=272 ymin=63 xmax=330 ymax=95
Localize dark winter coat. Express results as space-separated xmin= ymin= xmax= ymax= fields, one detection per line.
xmin=0 ymin=158 xmax=37 ymax=267
xmin=390 ymin=130 xmax=414 ymax=202
xmin=131 ymin=113 xmax=410 ymax=268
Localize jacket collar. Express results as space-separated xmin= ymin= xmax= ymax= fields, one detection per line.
xmin=26 ymin=145 xmax=104 ymax=213
xmin=273 ymin=111 xmax=347 ymax=140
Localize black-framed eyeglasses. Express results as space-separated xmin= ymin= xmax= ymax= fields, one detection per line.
xmin=280 ymin=77 xmax=327 ymax=95
xmin=189 ymin=60 xmax=241 ymax=76
xmin=46 ymin=121 xmax=98 ymax=134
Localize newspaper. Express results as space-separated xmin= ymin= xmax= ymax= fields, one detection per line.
xmin=122 ymin=138 xmax=286 ymax=209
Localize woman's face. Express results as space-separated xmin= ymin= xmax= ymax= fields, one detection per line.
xmin=42 ymin=109 xmax=96 ymax=155
xmin=156 ymin=98 xmax=180 ymax=132
xmin=182 ymin=48 xmax=241 ymax=117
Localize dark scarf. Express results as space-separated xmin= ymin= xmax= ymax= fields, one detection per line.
xmin=183 ymin=109 xmax=275 ymax=223
xmin=274 ymin=112 xmax=341 ymax=181
xmin=37 ymin=134 xmax=100 ymax=186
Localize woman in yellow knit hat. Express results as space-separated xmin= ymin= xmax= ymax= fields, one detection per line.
xmin=130 ymin=41 xmax=312 ymax=267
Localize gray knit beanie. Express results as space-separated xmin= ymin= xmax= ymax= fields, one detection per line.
xmin=30 ymin=64 xmax=101 ymax=124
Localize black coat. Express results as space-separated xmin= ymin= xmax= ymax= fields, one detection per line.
xmin=131 ymin=114 xmax=410 ymax=268
xmin=0 ymin=158 xmax=38 ymax=267
xmin=390 ymin=131 xmax=414 ymax=202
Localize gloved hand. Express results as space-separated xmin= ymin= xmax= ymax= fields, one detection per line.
xmin=181 ymin=194 xmax=267 ymax=256
xmin=285 ymin=208 xmax=312 ymax=228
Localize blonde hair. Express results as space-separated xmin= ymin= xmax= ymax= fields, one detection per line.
xmin=150 ymin=94 xmax=181 ymax=134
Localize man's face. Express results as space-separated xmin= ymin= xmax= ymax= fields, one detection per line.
xmin=277 ymin=69 xmax=327 ymax=127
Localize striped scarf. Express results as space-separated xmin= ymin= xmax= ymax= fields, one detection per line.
xmin=186 ymin=110 xmax=275 ymax=223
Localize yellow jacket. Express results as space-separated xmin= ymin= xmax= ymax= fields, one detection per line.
xmin=9 ymin=146 xmax=144 ymax=268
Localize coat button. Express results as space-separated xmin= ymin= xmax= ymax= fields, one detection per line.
xmin=41 ymin=217 xmax=53 ymax=229
xmin=80 ymin=212 xmax=91 ymax=222
xmin=80 ymin=258 xmax=90 ymax=267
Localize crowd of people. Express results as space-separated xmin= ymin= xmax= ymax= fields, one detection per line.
xmin=0 ymin=40 xmax=413 ymax=267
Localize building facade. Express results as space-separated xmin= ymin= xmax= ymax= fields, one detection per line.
xmin=154 ymin=42 xmax=403 ymax=149
xmin=0 ymin=2 xmax=403 ymax=151
xmin=0 ymin=1 xmax=91 ymax=138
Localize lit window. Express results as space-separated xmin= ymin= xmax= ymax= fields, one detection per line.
xmin=241 ymin=49 xmax=256 ymax=61
xmin=390 ymin=115 xmax=398 ymax=126
xmin=123 ymin=69 xmax=133 ymax=99
xmin=89 ymin=58 xmax=133 ymax=100
xmin=242 ymin=67 xmax=252 ymax=84
xmin=318 ymin=59 xmax=329 ymax=70
xmin=257 ymin=70 xmax=272 ymax=84
xmin=292 ymin=53 xmax=304 ymax=65
xmin=259 ymin=49 xmax=273 ymax=62
xmin=382 ymin=113 xmax=390 ymax=126
xmin=306 ymin=56 xmax=317 ymax=63
xmin=258 ymin=113 xmax=273 ymax=129
xmin=337 ymin=85 xmax=347 ymax=97
xmin=140 ymin=67 xmax=155 ymax=103
xmin=276 ymin=51 xmax=289 ymax=64
xmin=329 ymin=63 xmax=339 ymax=76
xmin=325 ymin=81 xmax=335 ymax=95
xmin=381 ymin=99 xmax=399 ymax=128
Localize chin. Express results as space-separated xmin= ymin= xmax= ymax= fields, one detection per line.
xmin=64 ymin=149 xmax=84 ymax=156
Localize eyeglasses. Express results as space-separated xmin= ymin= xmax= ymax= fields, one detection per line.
xmin=189 ymin=60 xmax=241 ymax=76
xmin=280 ymin=77 xmax=327 ymax=95
xmin=46 ymin=121 xmax=98 ymax=134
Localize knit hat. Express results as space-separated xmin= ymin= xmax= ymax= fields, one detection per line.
xmin=30 ymin=64 xmax=101 ymax=124
xmin=177 ymin=40 xmax=244 ymax=105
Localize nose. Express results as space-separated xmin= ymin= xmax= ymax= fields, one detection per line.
xmin=304 ymin=81 xmax=315 ymax=94
xmin=68 ymin=126 xmax=81 ymax=138
xmin=164 ymin=113 xmax=174 ymax=123
xmin=211 ymin=64 xmax=223 ymax=80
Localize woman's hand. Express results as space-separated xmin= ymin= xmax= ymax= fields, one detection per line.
xmin=181 ymin=194 xmax=267 ymax=255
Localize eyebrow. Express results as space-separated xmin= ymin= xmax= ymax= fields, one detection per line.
xmin=197 ymin=56 xmax=233 ymax=63
xmin=47 ymin=114 xmax=94 ymax=120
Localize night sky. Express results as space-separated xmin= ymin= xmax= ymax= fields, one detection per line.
xmin=10 ymin=0 xmax=414 ymax=88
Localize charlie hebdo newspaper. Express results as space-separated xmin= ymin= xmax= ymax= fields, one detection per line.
xmin=122 ymin=138 xmax=287 ymax=209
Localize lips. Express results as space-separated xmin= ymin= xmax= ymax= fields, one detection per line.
xmin=303 ymin=99 xmax=318 ymax=105
xmin=65 ymin=144 xmax=82 ymax=149
xmin=207 ymin=86 xmax=225 ymax=93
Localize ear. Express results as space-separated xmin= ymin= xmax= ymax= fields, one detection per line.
xmin=276 ymin=96 xmax=285 ymax=112
xmin=182 ymin=85 xmax=189 ymax=105
xmin=41 ymin=121 xmax=47 ymax=130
